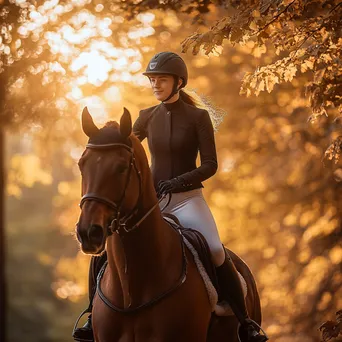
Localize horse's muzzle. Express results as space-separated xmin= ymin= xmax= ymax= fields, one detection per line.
xmin=76 ymin=223 xmax=106 ymax=255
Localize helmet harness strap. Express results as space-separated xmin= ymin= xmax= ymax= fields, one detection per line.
xmin=162 ymin=75 xmax=182 ymax=103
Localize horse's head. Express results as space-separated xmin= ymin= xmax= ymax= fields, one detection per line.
xmin=76 ymin=107 xmax=144 ymax=254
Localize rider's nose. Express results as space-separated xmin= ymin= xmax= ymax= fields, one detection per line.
xmin=88 ymin=224 xmax=104 ymax=245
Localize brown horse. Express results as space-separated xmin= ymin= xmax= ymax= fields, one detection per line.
xmin=76 ymin=107 xmax=263 ymax=342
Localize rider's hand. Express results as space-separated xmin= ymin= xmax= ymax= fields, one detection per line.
xmin=157 ymin=177 xmax=186 ymax=198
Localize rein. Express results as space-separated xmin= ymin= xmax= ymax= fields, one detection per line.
xmin=79 ymin=140 xmax=187 ymax=314
xmin=96 ymin=224 xmax=187 ymax=314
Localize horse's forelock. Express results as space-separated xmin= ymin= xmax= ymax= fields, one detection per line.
xmin=104 ymin=121 xmax=120 ymax=129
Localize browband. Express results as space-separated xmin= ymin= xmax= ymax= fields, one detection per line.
xmin=86 ymin=143 xmax=133 ymax=152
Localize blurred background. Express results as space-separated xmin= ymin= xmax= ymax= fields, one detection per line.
xmin=0 ymin=0 xmax=341 ymax=341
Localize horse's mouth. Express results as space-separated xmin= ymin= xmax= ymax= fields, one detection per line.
xmin=80 ymin=240 xmax=106 ymax=255
xmin=80 ymin=236 xmax=106 ymax=255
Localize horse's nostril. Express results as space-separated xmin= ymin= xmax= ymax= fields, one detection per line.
xmin=75 ymin=223 xmax=82 ymax=241
xmin=88 ymin=224 xmax=104 ymax=244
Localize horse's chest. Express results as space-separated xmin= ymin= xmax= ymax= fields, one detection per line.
xmin=93 ymin=318 xmax=172 ymax=342
xmin=92 ymin=306 xmax=208 ymax=342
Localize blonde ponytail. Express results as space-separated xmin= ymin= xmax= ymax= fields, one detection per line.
xmin=179 ymin=89 xmax=226 ymax=132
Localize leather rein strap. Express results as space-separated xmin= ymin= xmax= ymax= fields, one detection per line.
xmin=96 ymin=225 xmax=188 ymax=314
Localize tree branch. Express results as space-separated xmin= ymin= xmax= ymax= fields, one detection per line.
xmin=256 ymin=0 xmax=297 ymax=34
xmin=329 ymin=1 xmax=342 ymax=13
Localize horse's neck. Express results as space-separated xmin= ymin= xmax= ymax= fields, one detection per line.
xmin=106 ymin=193 xmax=182 ymax=308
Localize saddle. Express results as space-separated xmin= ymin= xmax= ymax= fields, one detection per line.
xmin=162 ymin=213 xmax=219 ymax=297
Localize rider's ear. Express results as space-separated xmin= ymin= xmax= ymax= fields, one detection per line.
xmin=120 ymin=107 xmax=132 ymax=138
xmin=82 ymin=107 xmax=99 ymax=138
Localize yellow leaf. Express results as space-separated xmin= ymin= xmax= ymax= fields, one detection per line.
xmin=252 ymin=10 xmax=261 ymax=18
xmin=257 ymin=79 xmax=265 ymax=92
xmin=265 ymin=75 xmax=279 ymax=92
xmin=321 ymin=54 xmax=332 ymax=62
xmin=253 ymin=44 xmax=267 ymax=57
xmin=300 ymin=62 xmax=308 ymax=73
xmin=249 ymin=76 xmax=258 ymax=89
xmin=305 ymin=59 xmax=314 ymax=70
xmin=249 ymin=21 xmax=258 ymax=31
xmin=284 ymin=65 xmax=297 ymax=82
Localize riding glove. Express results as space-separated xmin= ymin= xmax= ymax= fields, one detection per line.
xmin=157 ymin=177 xmax=186 ymax=198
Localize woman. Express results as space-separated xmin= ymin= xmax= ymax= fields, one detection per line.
xmin=73 ymin=52 xmax=268 ymax=342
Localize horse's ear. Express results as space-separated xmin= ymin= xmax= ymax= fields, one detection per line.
xmin=120 ymin=107 xmax=132 ymax=138
xmin=82 ymin=107 xmax=99 ymax=138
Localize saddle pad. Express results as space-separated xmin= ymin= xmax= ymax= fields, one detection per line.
xmin=163 ymin=215 xmax=219 ymax=300
xmin=163 ymin=214 xmax=248 ymax=316
xmin=182 ymin=235 xmax=218 ymax=310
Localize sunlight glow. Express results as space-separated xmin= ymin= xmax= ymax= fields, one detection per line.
xmin=70 ymin=87 xmax=83 ymax=100
xmin=79 ymin=96 xmax=109 ymax=125
xmin=137 ymin=12 xmax=155 ymax=24
xmin=53 ymin=280 xmax=85 ymax=300
xmin=61 ymin=24 xmax=97 ymax=44
xmin=70 ymin=50 xmax=112 ymax=86
xmin=104 ymin=86 xmax=122 ymax=103
xmin=222 ymin=157 xmax=236 ymax=172
xmin=70 ymin=147 xmax=85 ymax=160
xmin=128 ymin=26 xmax=155 ymax=40
xmin=13 ymin=3 xmax=155 ymax=121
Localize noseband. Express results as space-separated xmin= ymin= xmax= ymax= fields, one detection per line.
xmin=79 ymin=141 xmax=161 ymax=236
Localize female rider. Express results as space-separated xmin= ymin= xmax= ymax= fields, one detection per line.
xmin=73 ymin=52 xmax=268 ymax=342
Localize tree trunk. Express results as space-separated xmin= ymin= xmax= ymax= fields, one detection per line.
xmin=0 ymin=127 xmax=6 ymax=342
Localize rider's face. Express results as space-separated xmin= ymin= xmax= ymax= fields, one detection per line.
xmin=149 ymin=74 xmax=175 ymax=101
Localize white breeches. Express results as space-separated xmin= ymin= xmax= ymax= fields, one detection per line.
xmin=159 ymin=188 xmax=225 ymax=266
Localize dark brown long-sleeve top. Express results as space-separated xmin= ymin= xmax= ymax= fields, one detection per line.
xmin=132 ymin=97 xmax=218 ymax=192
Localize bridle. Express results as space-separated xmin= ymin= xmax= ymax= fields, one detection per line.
xmin=77 ymin=140 xmax=187 ymax=315
xmin=79 ymin=141 xmax=166 ymax=236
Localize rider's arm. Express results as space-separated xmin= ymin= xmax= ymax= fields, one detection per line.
xmin=178 ymin=109 xmax=218 ymax=185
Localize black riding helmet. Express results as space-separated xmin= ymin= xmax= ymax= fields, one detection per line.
xmin=143 ymin=52 xmax=188 ymax=102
